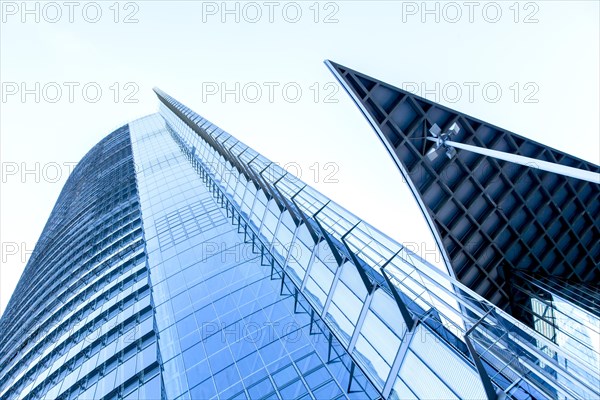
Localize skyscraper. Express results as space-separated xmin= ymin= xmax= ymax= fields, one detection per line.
xmin=0 ymin=86 xmax=597 ymax=399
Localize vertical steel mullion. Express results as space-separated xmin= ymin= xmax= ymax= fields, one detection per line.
xmin=381 ymin=323 xmax=418 ymax=398
xmin=322 ymin=261 xmax=345 ymax=318
xmin=267 ymin=206 xmax=286 ymax=256
xmin=465 ymin=310 xmax=500 ymax=400
xmin=300 ymin=243 xmax=319 ymax=292
xmin=347 ymin=286 xmax=376 ymax=353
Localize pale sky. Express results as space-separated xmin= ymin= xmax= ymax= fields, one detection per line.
xmin=1 ymin=1 xmax=598 ymax=317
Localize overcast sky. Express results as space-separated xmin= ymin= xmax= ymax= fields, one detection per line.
xmin=1 ymin=1 xmax=598 ymax=317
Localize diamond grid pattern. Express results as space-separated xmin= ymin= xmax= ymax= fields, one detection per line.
xmin=329 ymin=61 xmax=600 ymax=321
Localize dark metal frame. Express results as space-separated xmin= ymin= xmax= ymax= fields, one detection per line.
xmin=327 ymin=60 xmax=600 ymax=323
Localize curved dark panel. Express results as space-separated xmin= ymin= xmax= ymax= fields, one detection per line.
xmin=327 ymin=60 xmax=600 ymax=320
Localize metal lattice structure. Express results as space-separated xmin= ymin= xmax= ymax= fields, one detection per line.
xmin=327 ymin=61 xmax=600 ymax=323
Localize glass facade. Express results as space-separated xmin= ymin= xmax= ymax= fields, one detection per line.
xmin=0 ymin=89 xmax=597 ymax=400
xmin=128 ymin=114 xmax=376 ymax=399
xmin=0 ymin=127 xmax=159 ymax=399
